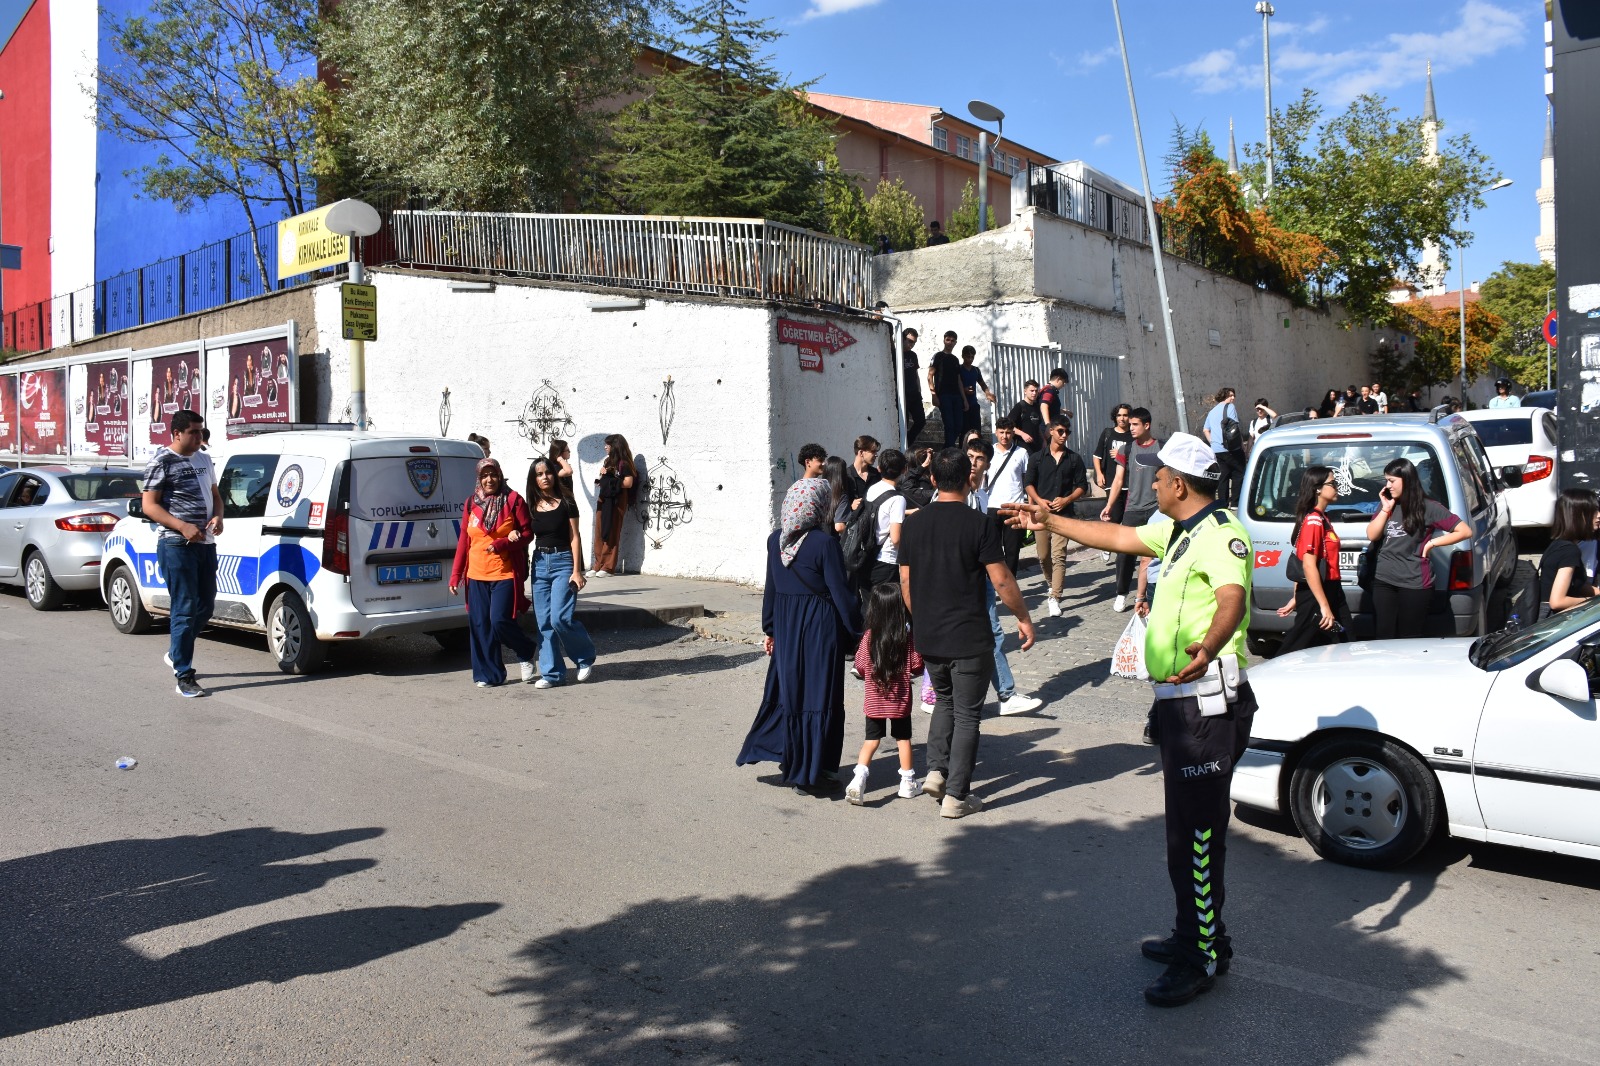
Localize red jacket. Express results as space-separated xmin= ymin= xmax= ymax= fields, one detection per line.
xmin=450 ymin=491 xmax=533 ymax=617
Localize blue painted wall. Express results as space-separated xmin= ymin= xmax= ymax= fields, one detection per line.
xmin=92 ymin=0 xmax=316 ymax=283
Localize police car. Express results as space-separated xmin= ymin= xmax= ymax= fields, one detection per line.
xmin=101 ymin=428 xmax=481 ymax=672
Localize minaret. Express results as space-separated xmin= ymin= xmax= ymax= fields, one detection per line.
xmin=1227 ymin=118 xmax=1240 ymax=175
xmin=1536 ymin=105 xmax=1556 ymax=265
xmin=1417 ymin=62 xmax=1447 ymax=293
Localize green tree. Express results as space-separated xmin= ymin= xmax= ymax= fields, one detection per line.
xmin=322 ymin=0 xmax=662 ymax=211
xmin=91 ymin=0 xmax=326 ymax=282
xmin=863 ymin=178 xmax=926 ymax=251
xmin=1478 ymin=260 xmax=1558 ymax=388
xmin=1242 ymin=89 xmax=1498 ymax=325
xmin=821 ymin=152 xmax=871 ymax=244
xmin=946 ymin=181 xmax=993 ymax=240
xmin=605 ymin=0 xmax=834 ymax=228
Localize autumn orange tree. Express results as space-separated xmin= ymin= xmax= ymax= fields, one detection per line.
xmin=1387 ymin=298 xmax=1503 ymax=390
xmin=1159 ymin=140 xmax=1328 ymax=303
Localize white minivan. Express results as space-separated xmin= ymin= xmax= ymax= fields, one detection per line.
xmin=101 ymin=428 xmax=480 ymax=672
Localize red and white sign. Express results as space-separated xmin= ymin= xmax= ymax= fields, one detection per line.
xmin=72 ymin=357 xmax=131 ymax=459
xmin=18 ymin=366 xmax=68 ymax=457
xmin=217 ymin=337 xmax=293 ymax=439
xmin=0 ymin=375 xmax=16 ymax=455
xmin=1253 ymin=549 xmax=1282 ymax=569
xmin=1545 ymin=309 xmax=1559 ymax=348
xmin=777 ymin=317 xmax=858 ymax=374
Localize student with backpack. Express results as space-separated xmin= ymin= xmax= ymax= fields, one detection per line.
xmin=840 ymin=450 xmax=906 ymax=591
xmin=1201 ymin=387 xmax=1246 ymax=508
xmin=847 ymin=583 xmax=926 ymax=805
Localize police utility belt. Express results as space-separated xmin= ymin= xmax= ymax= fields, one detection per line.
xmin=1152 ymin=654 xmax=1244 ymax=716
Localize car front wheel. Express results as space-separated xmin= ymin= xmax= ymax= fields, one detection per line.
xmin=107 ymin=564 xmax=155 ymax=634
xmin=24 ymin=551 xmax=65 ymax=611
xmin=1289 ymin=735 xmax=1441 ymax=869
xmin=267 ymin=590 xmax=326 ymax=674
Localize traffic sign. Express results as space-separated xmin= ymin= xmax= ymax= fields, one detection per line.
xmin=1545 ymin=308 xmax=1559 ymax=347
xmin=342 ymin=282 xmax=378 ymax=341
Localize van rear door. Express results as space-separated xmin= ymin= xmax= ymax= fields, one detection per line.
xmin=345 ymin=441 xmax=477 ymax=615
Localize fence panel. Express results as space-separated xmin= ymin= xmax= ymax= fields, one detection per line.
xmin=989 ymin=342 xmax=1123 ymax=462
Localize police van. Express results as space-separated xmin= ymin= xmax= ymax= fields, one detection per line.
xmin=101 ymin=427 xmax=482 ymax=672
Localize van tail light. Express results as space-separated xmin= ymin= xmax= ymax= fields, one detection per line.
xmin=1447 ymin=549 xmax=1473 ymax=592
xmin=323 ymin=511 xmax=350 ymax=576
xmin=55 ymin=512 xmax=121 ymax=533
xmin=1523 ymin=455 xmax=1554 ymax=483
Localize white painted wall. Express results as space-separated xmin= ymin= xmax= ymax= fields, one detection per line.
xmin=49 ymin=0 xmax=97 ymax=296
xmin=309 ymin=273 xmax=895 ymax=585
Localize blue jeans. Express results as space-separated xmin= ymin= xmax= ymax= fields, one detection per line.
xmin=938 ymin=393 xmax=966 ymax=447
xmin=532 ymin=550 xmax=596 ymax=683
xmin=159 ymin=538 xmax=217 ymax=678
xmin=986 ymin=577 xmax=1015 ymax=700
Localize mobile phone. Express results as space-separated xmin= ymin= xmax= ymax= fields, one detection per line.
xmin=1380 ymin=487 xmax=1392 ymax=501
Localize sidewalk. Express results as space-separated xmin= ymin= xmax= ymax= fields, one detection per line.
xmin=573 ymin=572 xmax=763 ymax=639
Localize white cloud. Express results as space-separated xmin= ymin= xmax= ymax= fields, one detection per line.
xmin=1051 ymin=44 xmax=1119 ymax=76
xmin=1165 ymin=2 xmax=1527 ymax=104
xmin=801 ymin=0 xmax=882 ymax=19
xmin=1094 ymin=133 xmax=1114 ymax=147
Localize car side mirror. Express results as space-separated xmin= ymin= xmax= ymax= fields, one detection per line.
xmin=126 ymin=497 xmax=144 ymax=519
xmin=1535 ymin=659 xmax=1591 ymax=703
xmin=1500 ymin=465 xmax=1524 ymax=488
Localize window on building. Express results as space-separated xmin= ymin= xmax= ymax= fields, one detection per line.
xmin=1008 ymin=154 xmax=1021 ymax=176
xmin=955 ymin=134 xmax=971 ymax=160
xmin=933 ymin=127 xmax=948 ymax=152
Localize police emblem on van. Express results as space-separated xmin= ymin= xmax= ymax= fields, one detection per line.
xmin=407 ymin=457 xmax=440 ymax=498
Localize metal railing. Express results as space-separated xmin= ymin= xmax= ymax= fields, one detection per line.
xmin=391 ymin=211 xmax=875 ymax=311
xmin=1024 ymin=165 xmax=1152 ymax=246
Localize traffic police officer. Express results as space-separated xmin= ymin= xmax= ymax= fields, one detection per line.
xmin=1002 ymin=432 xmax=1254 ymax=1007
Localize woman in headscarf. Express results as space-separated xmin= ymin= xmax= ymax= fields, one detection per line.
xmin=737 ymin=478 xmax=864 ymax=794
xmin=449 ymin=457 xmax=538 ymax=687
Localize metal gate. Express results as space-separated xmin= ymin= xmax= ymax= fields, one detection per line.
xmin=989 ymin=342 xmax=1123 ymax=460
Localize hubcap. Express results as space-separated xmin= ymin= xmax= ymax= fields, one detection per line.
xmin=110 ymin=574 xmax=133 ymax=625
xmin=25 ymin=558 xmax=46 ymax=603
xmin=1311 ymin=757 xmax=1407 ymax=849
xmin=270 ymin=603 xmax=301 ymax=661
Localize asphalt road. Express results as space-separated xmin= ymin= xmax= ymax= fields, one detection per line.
xmin=2 ymin=583 xmax=1599 ymax=1065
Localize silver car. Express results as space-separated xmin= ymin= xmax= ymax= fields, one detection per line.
xmin=0 ymin=466 xmax=144 ymax=610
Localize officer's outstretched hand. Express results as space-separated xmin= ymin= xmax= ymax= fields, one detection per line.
xmin=1170 ymin=642 xmax=1212 ymax=684
xmin=998 ymin=501 xmax=1046 ymax=531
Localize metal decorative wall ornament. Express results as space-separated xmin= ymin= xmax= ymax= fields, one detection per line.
xmin=439 ymin=387 xmax=452 ymax=436
xmin=659 ymin=375 xmax=676 ymax=445
xmin=509 ymin=378 xmax=576 ymax=446
xmin=639 ymin=458 xmax=693 ymax=549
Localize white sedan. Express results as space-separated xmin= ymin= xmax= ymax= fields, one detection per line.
xmin=1461 ymin=407 xmax=1558 ymax=528
xmin=1233 ymin=598 xmax=1600 ymax=869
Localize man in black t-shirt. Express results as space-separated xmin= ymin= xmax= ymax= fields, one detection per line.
xmin=901 ymin=329 xmax=927 ymax=446
xmin=1007 ymin=380 xmax=1046 ymax=454
xmin=899 ymin=447 xmax=1035 ymax=819
xmin=928 ymin=331 xmax=967 ymax=448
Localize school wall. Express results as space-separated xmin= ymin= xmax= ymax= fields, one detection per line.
xmin=876 ymin=208 xmax=1377 ymax=434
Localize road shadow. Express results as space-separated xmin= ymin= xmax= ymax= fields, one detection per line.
xmin=496 ymin=809 xmax=1462 ymax=1064
xmin=0 ymin=826 xmax=500 ymax=1038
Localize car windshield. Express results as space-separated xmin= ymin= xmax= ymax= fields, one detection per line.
xmin=1474 ymin=595 xmax=1600 ymax=671
xmin=1249 ymin=440 xmax=1446 ymax=525
xmin=58 ymin=473 xmax=144 ymax=502
xmin=1469 ymin=418 xmax=1533 ymax=448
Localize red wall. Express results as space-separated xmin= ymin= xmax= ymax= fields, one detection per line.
xmin=0 ymin=0 xmax=51 ymax=328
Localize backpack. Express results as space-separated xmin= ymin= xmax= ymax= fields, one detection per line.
xmin=1220 ymin=403 xmax=1244 ymax=453
xmin=840 ymin=489 xmax=902 ymax=574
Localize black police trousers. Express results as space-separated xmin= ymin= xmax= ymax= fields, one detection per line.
xmin=1152 ymin=680 xmax=1257 ymax=973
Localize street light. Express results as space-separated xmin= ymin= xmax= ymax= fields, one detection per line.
xmin=1458 ymin=177 xmax=1515 ymax=405
xmin=1255 ymin=2 xmax=1275 ymax=192
xmin=968 ymin=99 xmax=1004 ymax=234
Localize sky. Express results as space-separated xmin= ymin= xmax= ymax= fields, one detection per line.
xmin=751 ymin=0 xmax=1547 ymax=287
xmin=0 ymin=0 xmax=1546 ymax=285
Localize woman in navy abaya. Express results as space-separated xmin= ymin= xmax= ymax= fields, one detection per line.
xmin=737 ymin=478 xmax=863 ymax=794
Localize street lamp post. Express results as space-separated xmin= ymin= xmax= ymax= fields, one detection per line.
xmin=1458 ymin=177 xmax=1515 ymax=405
xmin=1255 ymin=2 xmax=1275 ymax=192
xmin=968 ymin=100 xmax=1005 ymax=234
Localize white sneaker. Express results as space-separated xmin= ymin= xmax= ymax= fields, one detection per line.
xmin=533 ymin=678 xmax=556 ymax=689
xmin=846 ymin=771 xmax=868 ymax=806
xmin=1102 ymin=551 xmax=1113 ymax=563
xmin=898 ymin=776 xmax=924 ymax=799
xmin=592 ymin=570 xmax=611 ymax=578
xmin=1046 ymin=597 xmax=1061 ymax=617
xmin=519 ymin=661 xmax=537 ymax=683
xmin=576 ymin=663 xmax=593 ymax=682
xmin=1113 ymin=594 xmax=1129 ymax=613
xmin=475 ymin=681 xmax=491 ymax=689
xmin=999 ymin=693 xmax=1044 ymax=715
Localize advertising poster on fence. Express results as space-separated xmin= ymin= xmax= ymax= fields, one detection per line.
xmin=214 ymin=336 xmax=293 ymax=439
xmin=0 ymin=375 xmax=16 ymax=456
xmin=70 ymin=358 xmax=131 ymax=459
xmin=17 ymin=366 xmax=68 ymax=457
xmin=133 ymin=349 xmax=203 ymax=461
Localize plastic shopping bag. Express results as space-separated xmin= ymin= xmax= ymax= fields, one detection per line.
xmin=1110 ymin=613 xmax=1149 ymax=681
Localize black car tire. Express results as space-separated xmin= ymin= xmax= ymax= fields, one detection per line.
xmin=267 ymin=590 xmax=326 ymax=674
xmin=1289 ymin=735 xmax=1440 ymax=870
xmin=106 ymin=564 xmax=155 ymax=634
xmin=23 ymin=550 xmax=66 ymax=612
xmin=433 ymin=628 xmax=471 ymax=654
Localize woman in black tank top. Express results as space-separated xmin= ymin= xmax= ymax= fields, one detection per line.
xmin=526 ymin=457 xmax=598 ymax=687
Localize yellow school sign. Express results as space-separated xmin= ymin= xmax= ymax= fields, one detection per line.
xmin=277 ymin=205 xmax=352 ymax=279
xmin=341 ymin=283 xmax=378 ymax=341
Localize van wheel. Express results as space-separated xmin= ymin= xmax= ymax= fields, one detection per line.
xmin=1246 ymin=633 xmax=1279 ymax=658
xmin=267 ymin=590 xmax=326 ymax=674
xmin=1289 ymin=736 xmax=1440 ymax=869
xmin=433 ymin=628 xmax=471 ymax=654
xmin=107 ymin=564 xmax=154 ymax=634
xmin=23 ymin=551 xmax=66 ymax=611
